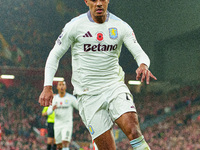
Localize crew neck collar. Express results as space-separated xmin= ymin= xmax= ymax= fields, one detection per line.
xmin=87 ymin=10 xmax=110 ymax=23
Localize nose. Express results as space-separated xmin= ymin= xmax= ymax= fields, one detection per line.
xmin=97 ymin=0 xmax=102 ymax=6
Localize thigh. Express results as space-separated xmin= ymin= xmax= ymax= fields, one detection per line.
xmin=115 ymin=112 xmax=142 ymax=140
xmin=94 ymin=128 xmax=116 ymax=150
xmin=54 ymin=127 xmax=62 ymax=144
xmin=109 ymin=93 xmax=136 ymax=122
xmin=61 ymin=126 xmax=72 ymax=142
xmin=87 ymin=105 xmax=113 ymax=140
xmin=78 ymin=94 xmax=113 ymax=140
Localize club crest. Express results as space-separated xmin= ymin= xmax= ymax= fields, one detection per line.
xmin=109 ymin=28 xmax=118 ymax=39
xmin=65 ymin=100 xmax=68 ymax=104
xmin=88 ymin=125 xmax=95 ymax=135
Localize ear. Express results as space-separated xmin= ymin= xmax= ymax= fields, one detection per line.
xmin=84 ymin=0 xmax=89 ymax=6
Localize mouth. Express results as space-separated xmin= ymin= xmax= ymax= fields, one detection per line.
xmin=96 ymin=8 xmax=103 ymax=14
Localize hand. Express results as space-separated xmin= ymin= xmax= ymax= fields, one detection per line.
xmin=39 ymin=86 xmax=53 ymax=106
xmin=136 ymin=63 xmax=157 ymax=84
xmin=53 ymin=105 xmax=57 ymax=111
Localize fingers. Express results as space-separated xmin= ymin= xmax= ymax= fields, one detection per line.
xmin=136 ymin=68 xmax=141 ymax=80
xmin=49 ymin=100 xmax=52 ymax=106
xmin=38 ymin=87 xmax=53 ymax=106
xmin=141 ymin=70 xmax=147 ymax=83
xmin=39 ymin=93 xmax=53 ymax=106
xmin=135 ymin=68 xmax=157 ymax=84
xmin=150 ymin=72 xmax=157 ymax=81
xmin=38 ymin=94 xmax=45 ymax=106
xmin=44 ymin=97 xmax=49 ymax=106
xmin=136 ymin=68 xmax=147 ymax=83
xmin=146 ymin=70 xmax=150 ymax=84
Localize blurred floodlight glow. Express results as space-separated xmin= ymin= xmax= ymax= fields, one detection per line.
xmin=128 ymin=80 xmax=141 ymax=85
xmin=0 ymin=75 xmax=15 ymax=79
xmin=53 ymin=77 xmax=64 ymax=81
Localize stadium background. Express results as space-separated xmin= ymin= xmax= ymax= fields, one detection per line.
xmin=0 ymin=0 xmax=200 ymax=149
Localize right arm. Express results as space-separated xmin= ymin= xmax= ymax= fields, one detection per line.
xmin=39 ymin=22 xmax=75 ymax=106
xmin=47 ymin=105 xmax=57 ymax=115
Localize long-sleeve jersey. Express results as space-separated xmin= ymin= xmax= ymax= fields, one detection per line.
xmin=44 ymin=11 xmax=150 ymax=95
xmin=47 ymin=93 xmax=78 ymax=128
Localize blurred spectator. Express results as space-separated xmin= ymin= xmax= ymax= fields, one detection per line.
xmin=0 ymin=0 xmax=81 ymax=68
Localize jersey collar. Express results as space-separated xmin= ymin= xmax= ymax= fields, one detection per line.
xmin=87 ymin=10 xmax=110 ymax=23
xmin=58 ymin=93 xmax=67 ymax=98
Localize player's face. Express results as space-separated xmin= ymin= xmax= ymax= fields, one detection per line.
xmin=57 ymin=81 xmax=66 ymax=93
xmin=84 ymin=0 xmax=109 ymax=23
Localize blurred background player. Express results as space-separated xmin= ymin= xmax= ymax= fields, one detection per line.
xmin=42 ymin=106 xmax=56 ymax=150
xmin=47 ymin=81 xmax=78 ymax=150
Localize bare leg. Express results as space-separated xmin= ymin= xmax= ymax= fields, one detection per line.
xmin=62 ymin=141 xmax=70 ymax=148
xmin=115 ymin=112 xmax=142 ymax=140
xmin=47 ymin=137 xmax=54 ymax=145
xmin=94 ymin=128 xmax=116 ymax=150
xmin=56 ymin=143 xmax=62 ymax=150
xmin=115 ymin=112 xmax=150 ymax=149
xmin=47 ymin=137 xmax=54 ymax=150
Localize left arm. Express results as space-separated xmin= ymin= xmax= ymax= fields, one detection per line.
xmin=123 ymin=24 xmax=157 ymax=84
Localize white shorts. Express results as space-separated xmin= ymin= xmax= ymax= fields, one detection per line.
xmin=78 ymin=82 xmax=137 ymax=140
xmin=54 ymin=125 xmax=72 ymax=144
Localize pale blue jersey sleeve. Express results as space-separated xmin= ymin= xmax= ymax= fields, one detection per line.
xmin=123 ymin=23 xmax=150 ymax=68
xmin=44 ymin=22 xmax=76 ymax=86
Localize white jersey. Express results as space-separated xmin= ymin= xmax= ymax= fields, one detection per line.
xmin=48 ymin=93 xmax=78 ymax=128
xmin=44 ymin=11 xmax=150 ymax=95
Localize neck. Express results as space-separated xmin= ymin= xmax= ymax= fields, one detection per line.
xmin=88 ymin=11 xmax=108 ymax=24
xmin=59 ymin=92 xmax=66 ymax=97
xmin=93 ymin=15 xmax=107 ymax=23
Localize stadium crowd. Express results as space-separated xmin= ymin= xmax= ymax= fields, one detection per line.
xmin=0 ymin=81 xmax=200 ymax=149
xmin=116 ymin=84 xmax=200 ymax=150
xmin=0 ymin=83 xmax=46 ymax=149
xmin=135 ymin=85 xmax=199 ymax=124
xmin=145 ymin=105 xmax=200 ymax=150
xmin=0 ymin=0 xmax=76 ymax=68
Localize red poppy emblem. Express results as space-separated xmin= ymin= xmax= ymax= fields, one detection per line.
xmin=97 ymin=33 xmax=103 ymax=41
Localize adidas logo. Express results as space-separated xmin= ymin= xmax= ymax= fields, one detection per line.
xmin=83 ymin=31 xmax=93 ymax=37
